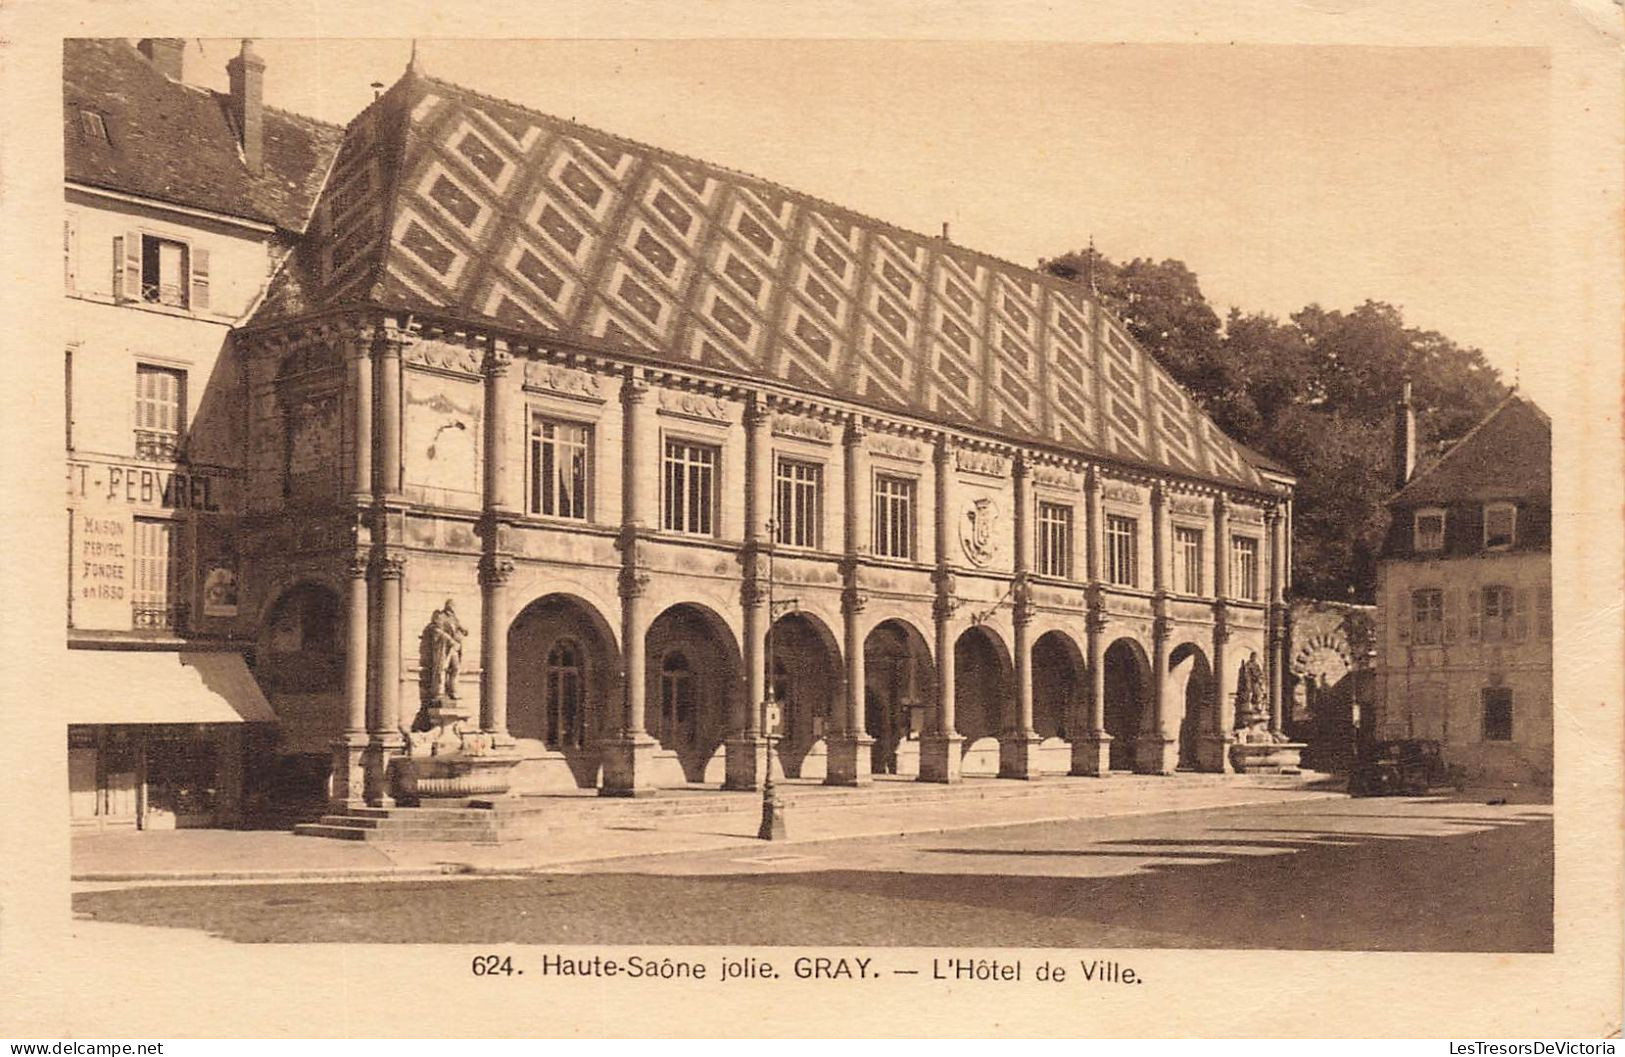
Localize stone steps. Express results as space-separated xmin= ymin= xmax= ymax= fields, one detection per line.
xmin=295 ymin=772 xmax=1322 ymax=842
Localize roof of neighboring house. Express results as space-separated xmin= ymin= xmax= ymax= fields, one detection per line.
xmin=64 ymin=38 xmax=344 ymax=233
xmin=251 ymin=66 xmax=1274 ymax=492
xmin=1389 ymin=393 xmax=1550 ymax=506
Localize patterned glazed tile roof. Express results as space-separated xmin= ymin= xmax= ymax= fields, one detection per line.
xmin=64 ymin=39 xmax=344 ymax=233
xmin=1389 ymin=394 xmax=1550 ymax=506
xmin=257 ymin=68 xmax=1268 ymax=490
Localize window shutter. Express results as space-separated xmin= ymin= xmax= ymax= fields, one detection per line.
xmin=120 ymin=231 xmax=141 ymax=302
xmin=190 ymin=246 xmax=210 ymax=311
xmin=1537 ymin=584 xmax=1552 ymax=639
xmin=1466 ymin=587 xmax=1481 ymax=641
xmin=1395 ymin=588 xmax=1411 ymax=644
xmin=1442 ymin=590 xmax=1458 ymax=644
xmin=64 ymin=217 xmax=78 ymax=294
xmin=1515 ymin=587 xmax=1532 ymax=641
xmin=112 ymin=236 xmax=124 ymax=301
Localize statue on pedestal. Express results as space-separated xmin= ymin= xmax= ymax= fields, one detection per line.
xmin=424 ymin=599 xmax=467 ymax=703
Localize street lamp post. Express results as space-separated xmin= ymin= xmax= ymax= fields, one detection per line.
xmin=758 ymin=522 xmax=789 ymax=841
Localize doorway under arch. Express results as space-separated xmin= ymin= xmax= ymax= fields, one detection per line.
xmin=507 ymin=593 xmax=621 ymax=788
xmin=1103 ymin=637 xmax=1151 ymax=771
xmin=1032 ymin=630 xmax=1086 ymax=740
xmin=767 ymin=611 xmax=843 ymax=777
xmin=1170 ymin=642 xmax=1216 ymax=770
xmin=864 ymin=619 xmax=936 ymax=776
xmin=646 ymin=602 xmax=741 ymax=783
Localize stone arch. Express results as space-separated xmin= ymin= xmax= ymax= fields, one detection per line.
xmin=954 ymin=623 xmax=1015 ymax=744
xmin=1169 ymin=640 xmax=1216 ymax=770
xmin=1104 ymin=636 xmax=1152 ymax=771
xmin=507 ymin=592 xmax=621 ymax=788
xmin=768 ymin=610 xmax=844 ymax=778
xmin=647 ymin=601 xmax=742 ymax=783
xmin=1032 ymin=629 xmax=1086 ymax=740
xmin=249 ymin=581 xmax=346 ymax=812
xmin=863 ymin=617 xmax=937 ymax=776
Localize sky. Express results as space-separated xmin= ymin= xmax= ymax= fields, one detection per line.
xmin=184 ymin=38 xmax=1556 ymax=406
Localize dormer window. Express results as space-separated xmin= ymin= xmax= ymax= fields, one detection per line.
xmin=79 ymin=110 xmax=108 ymax=142
xmin=1413 ymin=508 xmax=1446 ymax=553
xmin=1484 ymin=502 xmax=1517 ymax=550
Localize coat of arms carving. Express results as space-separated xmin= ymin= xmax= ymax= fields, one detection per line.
xmin=959 ymin=497 xmax=999 ymax=567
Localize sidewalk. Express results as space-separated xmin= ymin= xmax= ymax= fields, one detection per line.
xmin=72 ymin=773 xmax=1343 ymax=884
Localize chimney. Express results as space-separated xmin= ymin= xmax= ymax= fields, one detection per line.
xmin=940 ymin=222 xmax=951 ymax=242
xmin=226 ymin=39 xmax=266 ymax=173
xmin=137 ymin=38 xmax=185 ymax=81
xmin=1393 ymin=380 xmax=1416 ymax=490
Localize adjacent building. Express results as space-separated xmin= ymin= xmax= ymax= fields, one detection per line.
xmin=1374 ymin=386 xmax=1553 ymax=786
xmin=64 ymin=38 xmax=343 ymax=828
xmin=65 ymin=39 xmax=1298 ymax=823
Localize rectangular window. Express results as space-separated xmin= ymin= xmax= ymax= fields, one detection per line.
xmin=1482 ymin=686 xmax=1513 ymax=741
xmin=1412 ymin=588 xmax=1444 ymax=645
xmin=774 ymin=458 xmax=823 ymax=549
xmin=1484 ymin=503 xmax=1517 ymax=550
xmin=1037 ymin=502 xmax=1073 ymax=579
xmin=1231 ymin=536 xmax=1260 ymax=601
xmin=132 ymin=517 xmax=182 ymax=630
xmin=134 ymin=364 xmax=185 ymax=461
xmin=1175 ymin=526 xmax=1204 ymax=595
xmin=662 ymin=440 xmax=718 ymax=535
xmin=1481 ymin=585 xmax=1515 ymax=642
xmin=1104 ymin=514 xmax=1138 ymax=587
xmin=141 ymin=234 xmax=190 ymax=308
xmin=1414 ymin=509 xmax=1445 ymax=553
xmin=529 ymin=417 xmax=590 ymax=520
xmin=872 ymin=474 xmax=916 ymax=559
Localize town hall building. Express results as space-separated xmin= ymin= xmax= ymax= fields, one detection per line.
xmin=65 ymin=39 xmax=1298 ymax=823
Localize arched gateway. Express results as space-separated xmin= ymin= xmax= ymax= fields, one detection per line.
xmin=863 ymin=618 xmax=936 ymax=776
xmin=646 ymin=603 xmax=741 ymax=783
xmin=1103 ymin=637 xmax=1152 ymax=771
xmin=507 ymin=593 xmax=620 ymax=789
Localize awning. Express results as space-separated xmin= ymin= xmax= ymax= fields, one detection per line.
xmin=66 ymin=648 xmax=277 ymax=725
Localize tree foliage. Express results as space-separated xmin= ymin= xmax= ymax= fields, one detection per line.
xmin=1041 ymin=248 xmax=1508 ymax=601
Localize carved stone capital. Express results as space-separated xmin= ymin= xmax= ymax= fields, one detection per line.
xmin=741 ymin=575 xmax=771 ymax=609
xmin=1012 ymin=578 xmax=1035 ymax=627
xmin=743 ymin=397 xmax=773 ymax=431
xmin=841 ymin=586 xmax=868 ymax=616
xmin=346 ymin=552 xmax=371 ymax=579
xmin=1086 ymin=608 xmax=1109 ymax=635
xmin=844 ymin=418 xmax=868 ymax=447
xmin=1011 ymin=451 xmax=1031 ymax=480
xmin=373 ymin=551 xmax=407 ymax=580
xmin=620 ymin=374 xmax=650 ymax=408
xmin=617 ymin=565 xmax=651 ymax=600
xmin=374 ymin=325 xmax=415 ymax=359
xmin=1152 ymin=615 xmax=1172 ymax=644
xmin=477 ymin=554 xmax=515 ymax=588
xmin=482 ymin=341 xmax=514 ymax=376
xmin=932 ymin=594 xmax=959 ymax=623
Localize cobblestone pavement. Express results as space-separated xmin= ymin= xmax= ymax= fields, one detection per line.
xmin=72 ymin=794 xmax=1551 ymax=950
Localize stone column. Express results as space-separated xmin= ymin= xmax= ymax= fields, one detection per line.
xmin=1137 ymin=616 xmax=1177 ymax=774
xmin=1135 ymin=486 xmax=1177 ymax=774
xmin=727 ymin=397 xmax=772 ymax=790
xmin=1267 ymin=505 xmax=1286 ymax=736
xmin=601 ymin=373 xmax=657 ymax=796
xmin=367 ymin=550 xmax=406 ymax=806
xmin=374 ymin=326 xmax=407 ymax=498
xmin=478 ymin=341 xmax=516 ymax=750
xmin=827 ymin=418 xmax=873 ymax=786
xmin=1000 ymin=454 xmax=1040 ymax=779
xmin=347 ymin=333 xmax=373 ymax=504
xmin=1198 ymin=493 xmax=1234 ymax=772
xmin=483 ymin=340 xmax=514 ymax=513
xmin=1071 ymin=467 xmax=1111 ymax=775
xmin=330 ymin=551 xmax=371 ymax=809
xmin=478 ymin=555 xmax=514 ymax=742
xmin=920 ymin=436 xmax=962 ymax=783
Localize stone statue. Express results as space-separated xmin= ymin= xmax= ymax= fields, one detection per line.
xmin=425 ymin=599 xmax=468 ymax=702
xmin=1235 ymin=650 xmax=1267 ymax=728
